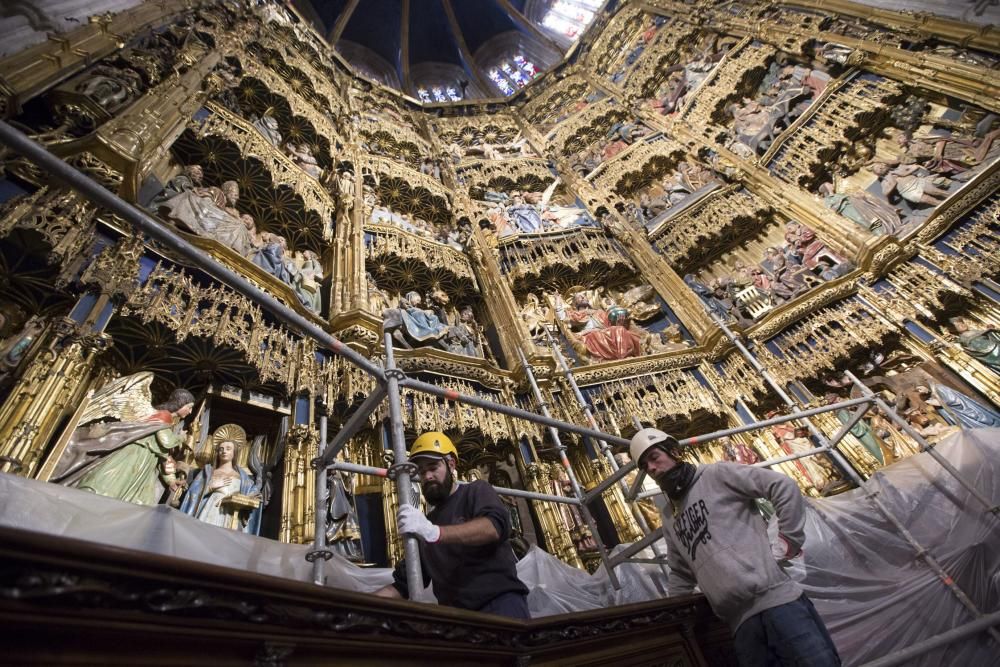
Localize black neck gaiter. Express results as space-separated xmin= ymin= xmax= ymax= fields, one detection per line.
xmin=658 ymin=461 xmax=696 ymax=501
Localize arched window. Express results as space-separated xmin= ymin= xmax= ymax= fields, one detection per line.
xmin=417 ymin=81 xmax=464 ymax=103
xmin=540 ymin=0 xmax=601 ymax=41
xmin=488 ymin=53 xmax=540 ymax=95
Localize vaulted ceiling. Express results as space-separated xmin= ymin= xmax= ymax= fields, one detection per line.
xmin=287 ymin=0 xmax=593 ymax=100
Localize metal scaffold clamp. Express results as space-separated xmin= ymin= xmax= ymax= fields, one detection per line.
xmin=386 ymin=460 xmax=417 ymax=481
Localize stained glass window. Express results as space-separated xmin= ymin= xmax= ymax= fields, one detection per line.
xmin=502 ymin=62 xmax=529 ymax=88
xmin=513 ymin=54 xmax=538 ymax=78
xmin=540 ymin=0 xmax=601 ymax=40
xmin=431 ymin=87 xmax=447 ymax=102
xmin=489 ymin=68 xmax=515 ymax=95
xmin=417 ymin=88 xmax=432 ymax=103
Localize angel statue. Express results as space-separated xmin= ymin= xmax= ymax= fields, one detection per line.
xmin=180 ymin=424 xmax=263 ymax=534
xmin=51 ymin=372 xmax=195 ymax=506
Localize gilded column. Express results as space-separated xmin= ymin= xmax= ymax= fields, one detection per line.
xmin=524 ymin=462 xmax=583 ymax=568
xmin=280 ymin=423 xmax=319 ymax=544
xmin=0 ymin=318 xmax=110 ymax=476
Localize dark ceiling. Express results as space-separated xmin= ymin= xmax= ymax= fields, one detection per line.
xmin=288 ymin=0 xmax=566 ymax=95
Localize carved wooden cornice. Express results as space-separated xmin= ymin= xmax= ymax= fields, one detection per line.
xmin=0 ymin=525 xmax=729 ymax=663
xmin=363 ymin=222 xmax=478 ymax=287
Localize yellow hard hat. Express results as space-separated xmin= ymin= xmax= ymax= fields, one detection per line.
xmin=409 ymin=431 xmax=458 ymax=462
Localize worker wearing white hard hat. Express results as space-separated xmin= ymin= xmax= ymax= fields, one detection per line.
xmin=630 ymin=427 xmax=841 ymax=667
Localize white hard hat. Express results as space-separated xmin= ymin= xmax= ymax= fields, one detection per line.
xmin=630 ymin=428 xmax=679 ymax=466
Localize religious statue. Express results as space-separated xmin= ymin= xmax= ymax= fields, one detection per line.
xmin=326 ymin=471 xmax=364 ymax=561
xmin=287 ymin=142 xmax=322 ymax=179
xmin=819 ymin=182 xmax=906 ymax=237
xmin=559 ymin=291 xmax=643 ymax=362
xmin=949 ymin=317 xmax=1000 ymax=373
xmin=180 ymin=424 xmax=263 ymax=534
xmin=52 ymin=372 xmax=194 ymax=506
xmin=252 ymin=114 xmax=283 ymax=147
xmin=720 ymin=437 xmax=760 ymax=465
xmin=74 ymin=64 xmax=143 ymax=113
xmin=767 ymin=416 xmax=841 ymax=494
xmin=506 ymin=192 xmax=545 ymax=233
xmin=289 ymin=250 xmax=323 ymax=313
xmin=252 ymin=233 xmax=293 ymax=284
xmin=157 ymin=175 xmax=258 ymax=256
xmin=519 ymin=294 xmax=553 ymax=340
xmin=878 ymin=367 xmax=1000 ymax=432
xmin=383 ymin=291 xmax=450 ymax=350
xmin=868 ymin=161 xmax=952 ymax=208
xmin=443 ymin=306 xmax=484 ymax=358
xmin=825 ymin=393 xmax=890 ymax=466
xmin=0 ymin=313 xmax=45 ymax=387
xmin=150 ymin=164 xmax=203 ymax=210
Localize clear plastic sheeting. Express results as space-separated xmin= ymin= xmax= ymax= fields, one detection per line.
xmin=0 ymin=429 xmax=997 ymax=666
xmin=796 ymin=428 xmax=1000 ymax=666
xmin=516 ymin=543 xmax=670 ymax=616
xmin=0 ymin=474 xmax=393 ymax=593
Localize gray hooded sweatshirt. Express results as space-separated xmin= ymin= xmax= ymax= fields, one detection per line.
xmin=660 ymin=462 xmax=807 ymax=633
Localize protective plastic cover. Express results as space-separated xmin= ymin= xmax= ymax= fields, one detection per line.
xmin=0 ymin=428 xmax=996 ymax=666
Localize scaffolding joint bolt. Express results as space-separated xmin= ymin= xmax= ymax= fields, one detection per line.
xmin=387 ymin=461 xmax=417 ymax=480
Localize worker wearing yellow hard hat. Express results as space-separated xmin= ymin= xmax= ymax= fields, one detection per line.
xmin=374 ymin=431 xmax=530 ymax=618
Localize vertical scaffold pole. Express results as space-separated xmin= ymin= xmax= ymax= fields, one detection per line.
xmin=516 ymin=347 xmax=621 ymax=589
xmin=708 ymin=311 xmax=1000 ymax=647
xmin=311 ymin=411 xmax=330 ymax=585
xmin=384 ymin=332 xmax=423 ymax=598
xmin=843 ymin=370 xmax=998 ymax=515
xmin=712 ymin=315 xmax=864 ymax=486
xmin=545 ymin=330 xmax=670 ymax=585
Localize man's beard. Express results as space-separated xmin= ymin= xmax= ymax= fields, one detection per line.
xmin=422 ymin=467 xmax=454 ymax=504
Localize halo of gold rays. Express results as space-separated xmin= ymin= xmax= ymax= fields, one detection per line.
xmin=506 ymin=258 xmax=637 ymax=299
xmin=439 ymin=122 xmax=519 ymax=149
xmin=562 ymin=108 xmax=632 ymax=157
xmin=361 ymin=130 xmax=425 ymax=169
xmin=612 ymin=149 xmax=686 ymax=197
xmin=468 ymin=174 xmax=555 ymax=201
xmin=100 ymin=316 xmax=287 ymax=398
xmin=171 ymin=130 xmax=327 ymax=255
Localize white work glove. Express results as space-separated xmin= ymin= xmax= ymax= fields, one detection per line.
xmin=397 ymin=504 xmax=441 ymax=543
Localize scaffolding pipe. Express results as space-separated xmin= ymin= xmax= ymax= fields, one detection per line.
xmin=0 ymin=120 xmax=387 ymax=382
xmin=398 ymin=376 xmax=631 ymax=447
xmin=859 ymin=610 xmax=1000 ymax=667
xmin=310 ymin=413 xmax=330 ymax=585
xmin=546 ymin=332 xmax=670 ymax=582
xmin=329 ymin=461 xmax=388 ymax=477
xmin=708 ymin=311 xmax=1000 ymax=648
xmin=607 ymin=526 xmax=667 ymax=568
xmin=712 ymin=316 xmax=864 ymax=487
xmin=517 ymin=347 xmax=621 ymax=589
xmin=384 ymin=333 xmax=423 ymax=598
xmin=316 ymin=385 xmax=388 ymax=467
xmin=843 ymin=370 xmax=998 ymax=514
xmin=329 ymin=459 xmax=585 ymax=505
xmin=619 ymin=396 xmax=877 ymax=501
